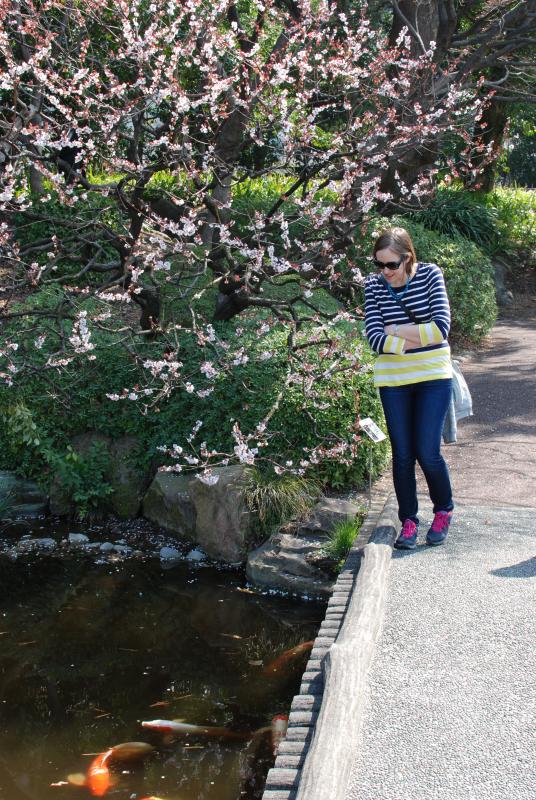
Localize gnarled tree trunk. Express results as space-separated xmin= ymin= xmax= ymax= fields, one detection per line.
xmin=380 ymin=1 xmax=458 ymax=206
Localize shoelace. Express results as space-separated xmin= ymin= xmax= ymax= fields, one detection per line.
xmin=431 ymin=511 xmax=451 ymax=532
xmin=400 ymin=520 xmax=417 ymax=539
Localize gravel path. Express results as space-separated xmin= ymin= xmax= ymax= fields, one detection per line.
xmin=346 ymin=502 xmax=536 ymax=800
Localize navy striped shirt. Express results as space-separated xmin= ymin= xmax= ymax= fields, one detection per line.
xmin=364 ymin=263 xmax=452 ymax=387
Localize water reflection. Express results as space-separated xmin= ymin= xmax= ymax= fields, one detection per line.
xmin=0 ymin=540 xmax=324 ymax=800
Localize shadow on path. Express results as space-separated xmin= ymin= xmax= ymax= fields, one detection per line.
xmin=491 ymin=556 xmax=536 ymax=579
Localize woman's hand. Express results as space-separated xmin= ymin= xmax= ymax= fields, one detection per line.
xmin=385 ymin=323 xmax=423 ymax=348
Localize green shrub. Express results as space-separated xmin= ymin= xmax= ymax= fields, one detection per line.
xmin=0 ymin=400 xmax=115 ymax=519
xmin=408 ymin=187 xmax=500 ymax=252
xmin=407 ymin=185 xmax=536 ymax=271
xmin=268 ymin=360 xmax=389 ymax=489
xmin=0 ymin=285 xmax=389 ymax=509
xmin=405 ymin=221 xmax=497 ymax=345
xmin=48 ymin=442 xmax=114 ymax=520
xmin=482 ymin=187 xmax=536 ymax=267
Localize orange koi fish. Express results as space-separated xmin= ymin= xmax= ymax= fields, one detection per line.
xmin=271 ymin=714 xmax=289 ymax=756
xmin=84 ymin=742 xmax=154 ymax=797
xmin=261 ymin=640 xmax=314 ymax=678
xmin=86 ymin=751 xmax=112 ymax=797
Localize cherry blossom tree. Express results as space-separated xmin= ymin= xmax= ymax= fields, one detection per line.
xmin=0 ymin=0 xmax=516 ymax=479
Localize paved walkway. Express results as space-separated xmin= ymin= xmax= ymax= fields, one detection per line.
xmin=346 ymin=316 xmax=536 ymax=800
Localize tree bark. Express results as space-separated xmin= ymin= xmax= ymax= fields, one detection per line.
xmin=379 ymin=1 xmax=450 ymax=205
xmin=29 ymin=165 xmax=45 ymax=196
xmin=464 ymin=87 xmax=509 ymax=193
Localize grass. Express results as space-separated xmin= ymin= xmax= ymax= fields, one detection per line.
xmin=322 ymin=508 xmax=367 ymax=567
xmin=245 ymin=469 xmax=322 ymax=545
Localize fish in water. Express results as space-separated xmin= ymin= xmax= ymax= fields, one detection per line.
xmin=261 ymin=641 xmax=314 ymax=678
xmin=141 ymin=719 xmax=251 ymax=741
xmin=271 ymin=714 xmax=289 ymax=756
xmin=102 ymin=742 xmax=154 ymax=762
xmin=86 ymin=753 xmax=112 ymax=797
xmin=83 ymin=742 xmax=154 ymax=796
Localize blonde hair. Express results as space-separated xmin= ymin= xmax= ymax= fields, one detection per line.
xmin=373 ymin=227 xmax=417 ymax=277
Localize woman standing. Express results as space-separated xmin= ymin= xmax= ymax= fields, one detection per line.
xmin=364 ymin=227 xmax=454 ymax=549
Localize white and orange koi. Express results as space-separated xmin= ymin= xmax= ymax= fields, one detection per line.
xmin=270 ymin=714 xmax=289 ymax=756
xmin=141 ymin=719 xmax=250 ymax=741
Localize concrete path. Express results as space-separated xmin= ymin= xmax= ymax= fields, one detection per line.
xmin=346 ymin=316 xmax=536 ymax=800
xmin=444 ymin=318 xmax=536 ymax=508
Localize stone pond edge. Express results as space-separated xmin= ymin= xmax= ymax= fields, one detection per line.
xmin=261 ymin=490 xmax=399 ymax=800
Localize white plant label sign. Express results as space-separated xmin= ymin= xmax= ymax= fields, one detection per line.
xmin=359 ymin=417 xmax=387 ymax=443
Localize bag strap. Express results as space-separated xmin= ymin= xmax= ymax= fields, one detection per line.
xmin=378 ymin=274 xmax=428 ymax=324
xmin=395 ymin=297 xmax=424 ymax=325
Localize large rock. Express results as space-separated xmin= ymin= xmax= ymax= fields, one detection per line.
xmin=246 ymin=496 xmax=365 ymax=596
xmin=49 ymin=433 xmax=149 ymax=518
xmin=493 ymin=258 xmax=514 ymax=307
xmin=246 ymin=531 xmax=334 ymax=597
xmin=108 ymin=436 xmax=148 ymax=518
xmin=0 ymin=471 xmax=48 ymax=518
xmin=298 ymin=496 xmax=364 ymax=534
xmin=48 ymin=476 xmax=73 ymax=517
xmin=189 ymin=465 xmax=252 ymax=563
xmin=142 ymin=472 xmax=196 ymax=538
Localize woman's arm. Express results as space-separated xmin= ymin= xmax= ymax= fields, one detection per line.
xmin=385 ymin=268 xmax=451 ymax=349
xmin=418 ymin=266 xmax=451 ymax=345
xmin=384 ymin=322 xmax=421 ymax=347
xmin=365 ymin=280 xmax=406 ymax=355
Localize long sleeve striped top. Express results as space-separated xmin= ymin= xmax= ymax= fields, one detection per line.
xmin=364 ymin=263 xmax=452 ymax=387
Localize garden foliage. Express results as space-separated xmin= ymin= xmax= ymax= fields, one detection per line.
xmin=0 ymin=186 xmax=503 ymax=509
xmin=1 ymin=2 xmax=530 ymax=515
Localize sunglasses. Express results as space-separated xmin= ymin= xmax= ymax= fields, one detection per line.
xmin=373 ymin=257 xmax=404 ymax=271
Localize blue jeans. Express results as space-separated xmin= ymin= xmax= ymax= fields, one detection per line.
xmin=379 ymin=379 xmax=454 ymax=525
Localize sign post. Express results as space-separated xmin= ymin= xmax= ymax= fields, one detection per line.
xmin=358 ymin=417 xmax=387 ymax=502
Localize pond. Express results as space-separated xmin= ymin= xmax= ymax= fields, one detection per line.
xmin=0 ymin=519 xmax=326 ymax=800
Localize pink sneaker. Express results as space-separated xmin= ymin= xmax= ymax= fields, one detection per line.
xmin=426 ymin=511 xmax=453 ymax=545
xmin=394 ymin=519 xmax=418 ymax=550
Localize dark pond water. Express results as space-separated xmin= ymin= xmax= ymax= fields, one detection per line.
xmin=0 ymin=521 xmax=325 ymax=800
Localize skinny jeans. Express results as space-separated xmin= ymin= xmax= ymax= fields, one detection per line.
xmin=379 ymin=378 xmax=454 ymax=525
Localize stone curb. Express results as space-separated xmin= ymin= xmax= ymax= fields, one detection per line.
xmin=261 ymin=490 xmax=399 ymax=800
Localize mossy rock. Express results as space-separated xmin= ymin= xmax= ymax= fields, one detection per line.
xmin=142 ymin=472 xmax=196 ymax=538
